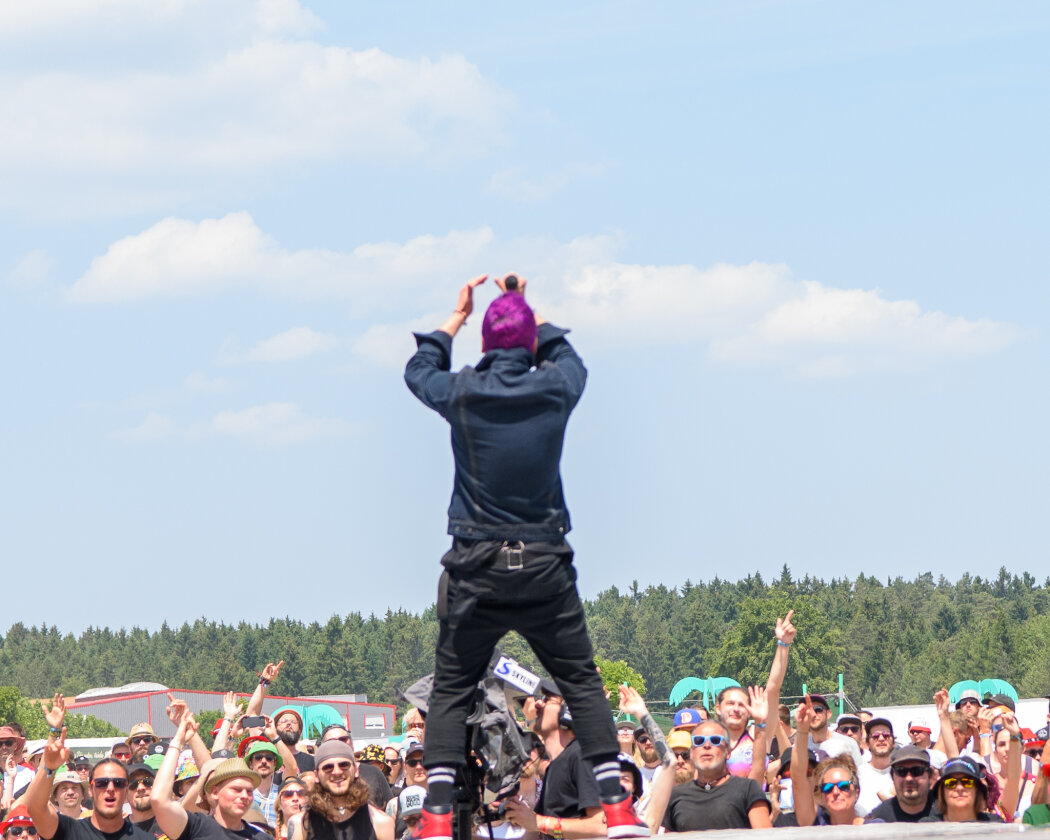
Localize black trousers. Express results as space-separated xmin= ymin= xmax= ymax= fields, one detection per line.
xmin=423 ymin=540 xmax=618 ymax=769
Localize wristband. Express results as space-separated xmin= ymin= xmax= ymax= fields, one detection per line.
xmin=258 ymin=678 xmax=271 ymax=687
xmin=44 ymin=767 xmax=56 ymax=778
xmin=979 ymin=733 xmax=991 ymax=739
xmin=49 ymin=727 xmax=62 ymax=734
xmin=550 ymin=818 xmax=563 ymax=840
xmin=754 ymin=722 xmax=767 ymax=729
xmin=776 ymin=640 xmax=791 ymax=647
xmin=168 ymin=744 xmax=183 ymax=752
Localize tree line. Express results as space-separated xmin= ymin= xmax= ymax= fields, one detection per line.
xmin=2 ymin=567 xmax=1048 ymax=718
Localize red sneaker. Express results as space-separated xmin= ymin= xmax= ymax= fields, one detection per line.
xmin=410 ymin=807 xmax=453 ymax=840
xmin=603 ymin=794 xmax=650 ymax=839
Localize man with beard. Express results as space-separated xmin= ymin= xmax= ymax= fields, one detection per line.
xmin=660 ymin=721 xmax=772 ymax=831
xmin=244 ymin=741 xmax=283 ymax=828
xmin=799 ymin=695 xmax=862 ymax=765
xmin=27 ymin=732 xmax=155 ymax=840
xmin=272 ymin=709 xmax=315 ymax=775
xmin=151 ymin=713 xmax=269 ymax=840
xmin=667 ymin=733 xmax=696 ymax=785
xmin=318 ymin=726 xmax=391 ymax=810
xmin=287 ymin=742 xmax=394 ymax=840
xmin=865 ymin=746 xmax=936 ymax=823
xmin=856 ymin=718 xmax=896 ymax=815
xmin=127 ymin=764 xmax=165 ymax=838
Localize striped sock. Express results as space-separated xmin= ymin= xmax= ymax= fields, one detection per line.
xmin=591 ymin=756 xmax=624 ymax=801
xmin=426 ymin=766 xmax=456 ymax=808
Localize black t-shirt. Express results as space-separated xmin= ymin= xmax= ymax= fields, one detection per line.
xmin=175 ymin=811 xmax=266 ymax=840
xmin=866 ymin=794 xmax=936 ymax=823
xmin=356 ymin=764 xmax=392 ymax=810
xmin=662 ymin=777 xmax=770 ymax=832
xmin=536 ymin=740 xmax=600 ymax=819
xmin=293 ymin=752 xmax=316 ymax=773
xmin=773 ymin=812 xmax=798 ymax=828
xmin=129 ymin=818 xmax=163 ymax=839
xmin=49 ymin=815 xmax=158 ymax=840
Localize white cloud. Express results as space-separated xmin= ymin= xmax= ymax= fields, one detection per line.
xmin=7 ymin=250 xmax=55 ymax=287
xmin=211 ymin=403 xmax=349 ymax=445
xmin=486 ymin=161 xmax=609 ymax=203
xmin=68 ymin=212 xmax=495 ymax=306
xmin=220 ymin=327 xmax=340 ymax=364
xmin=117 ymin=412 xmax=179 ymax=441
xmin=74 ymin=215 xmax=1025 ymax=376
xmin=0 ymin=0 xmax=321 ymax=41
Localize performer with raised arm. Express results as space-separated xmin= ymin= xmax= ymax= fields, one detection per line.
xmin=405 ymin=275 xmax=648 ymax=840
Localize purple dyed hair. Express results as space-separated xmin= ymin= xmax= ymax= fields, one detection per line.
xmin=482 ymin=293 xmax=537 ymax=352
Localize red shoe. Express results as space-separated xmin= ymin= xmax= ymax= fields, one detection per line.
xmin=411 ymin=806 xmax=453 ymax=840
xmin=603 ymin=794 xmax=650 ymax=839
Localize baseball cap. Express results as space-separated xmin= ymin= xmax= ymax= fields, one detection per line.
xmin=360 ymin=744 xmax=385 ymax=762
xmin=890 ymin=745 xmax=932 ymax=767
xmin=667 ymin=731 xmax=692 ymax=751
xmin=399 ymin=785 xmax=427 ymax=818
xmin=865 ymin=717 xmax=895 ymax=736
xmin=779 ymin=746 xmax=821 ymax=770
xmin=806 ymin=694 xmax=829 ymax=710
xmin=0 ymin=805 xmax=33 ymax=836
xmin=672 ymin=708 xmax=704 ymax=729
xmin=983 ymin=694 xmax=1016 ymax=712
xmin=835 ymin=714 xmax=862 ymax=729
xmin=908 ymin=719 xmax=932 ymax=733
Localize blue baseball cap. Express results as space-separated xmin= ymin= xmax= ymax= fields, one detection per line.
xmin=673 ymin=708 xmax=704 ymax=729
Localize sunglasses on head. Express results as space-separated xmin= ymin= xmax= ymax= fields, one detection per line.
xmin=821 ymin=780 xmax=853 ymax=794
xmin=691 ymin=734 xmax=725 ymax=748
xmin=893 ymin=765 xmax=927 ymax=779
xmin=943 ymin=777 xmax=976 ymax=790
xmin=7 ymin=828 xmax=38 ymax=838
xmin=128 ymin=777 xmax=154 ymax=789
xmin=93 ymin=777 xmax=128 ymax=790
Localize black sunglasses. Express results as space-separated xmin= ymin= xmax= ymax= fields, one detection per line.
xmin=92 ymin=777 xmax=129 ymax=790
xmin=7 ymin=829 xmax=39 ymax=838
xmin=129 ymin=777 xmax=155 ymax=789
xmin=405 ymin=758 xmax=424 ymax=768
xmin=892 ymin=765 xmax=927 ymax=779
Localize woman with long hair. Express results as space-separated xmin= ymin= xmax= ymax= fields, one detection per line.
xmin=274 ymin=777 xmax=308 ymax=840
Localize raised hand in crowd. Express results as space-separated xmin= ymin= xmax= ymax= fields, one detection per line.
xmin=24 ymin=726 xmax=71 ymax=839
xmin=998 ymin=710 xmax=1023 ymax=818
xmin=151 ymin=709 xmax=201 ymax=839
xmin=247 ymin=660 xmax=284 ymax=717
xmin=619 ymin=685 xmax=674 ymax=832
xmin=166 ymin=692 xmax=211 ymax=768
xmin=211 ymin=690 xmax=242 ymax=752
xmin=43 ymin=693 xmax=66 ymax=731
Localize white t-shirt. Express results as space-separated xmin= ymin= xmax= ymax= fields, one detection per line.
xmin=856 ymin=762 xmax=894 ymax=816
xmin=806 ymin=731 xmax=863 ymax=765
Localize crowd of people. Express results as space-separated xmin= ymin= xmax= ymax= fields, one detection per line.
xmin=1 ymin=632 xmax=1049 ymax=840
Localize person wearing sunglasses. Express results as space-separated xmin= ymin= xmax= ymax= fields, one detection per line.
xmin=383 ymin=748 xmax=405 ymax=793
xmin=285 ymin=741 xmax=394 ymax=840
xmin=318 ymin=725 xmax=392 ymax=810
xmin=274 ymin=777 xmax=308 ymax=840
xmin=1 ymin=805 xmax=38 ymax=840
xmin=863 ymin=746 xmax=935 ymax=823
xmin=854 ymin=718 xmax=896 ymax=815
xmin=919 ymin=755 xmax=1004 ymax=823
xmin=26 ymin=727 xmax=156 ymax=840
xmin=660 ymin=719 xmax=772 ymax=831
xmin=0 ymin=723 xmax=33 ymax=802
xmin=791 ymin=699 xmax=863 ymax=826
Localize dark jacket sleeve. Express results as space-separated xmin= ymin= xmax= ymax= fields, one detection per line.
xmin=534 ymin=323 xmax=586 ymax=409
xmin=404 ymin=330 xmax=455 ymax=416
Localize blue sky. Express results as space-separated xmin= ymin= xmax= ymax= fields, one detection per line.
xmin=2 ymin=1 xmax=1048 ymax=634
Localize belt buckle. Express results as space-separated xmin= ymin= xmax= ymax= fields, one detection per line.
xmin=501 ymin=540 xmax=525 ymax=571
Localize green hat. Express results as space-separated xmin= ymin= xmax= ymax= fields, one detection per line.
xmin=244 ymin=740 xmax=283 ymax=771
